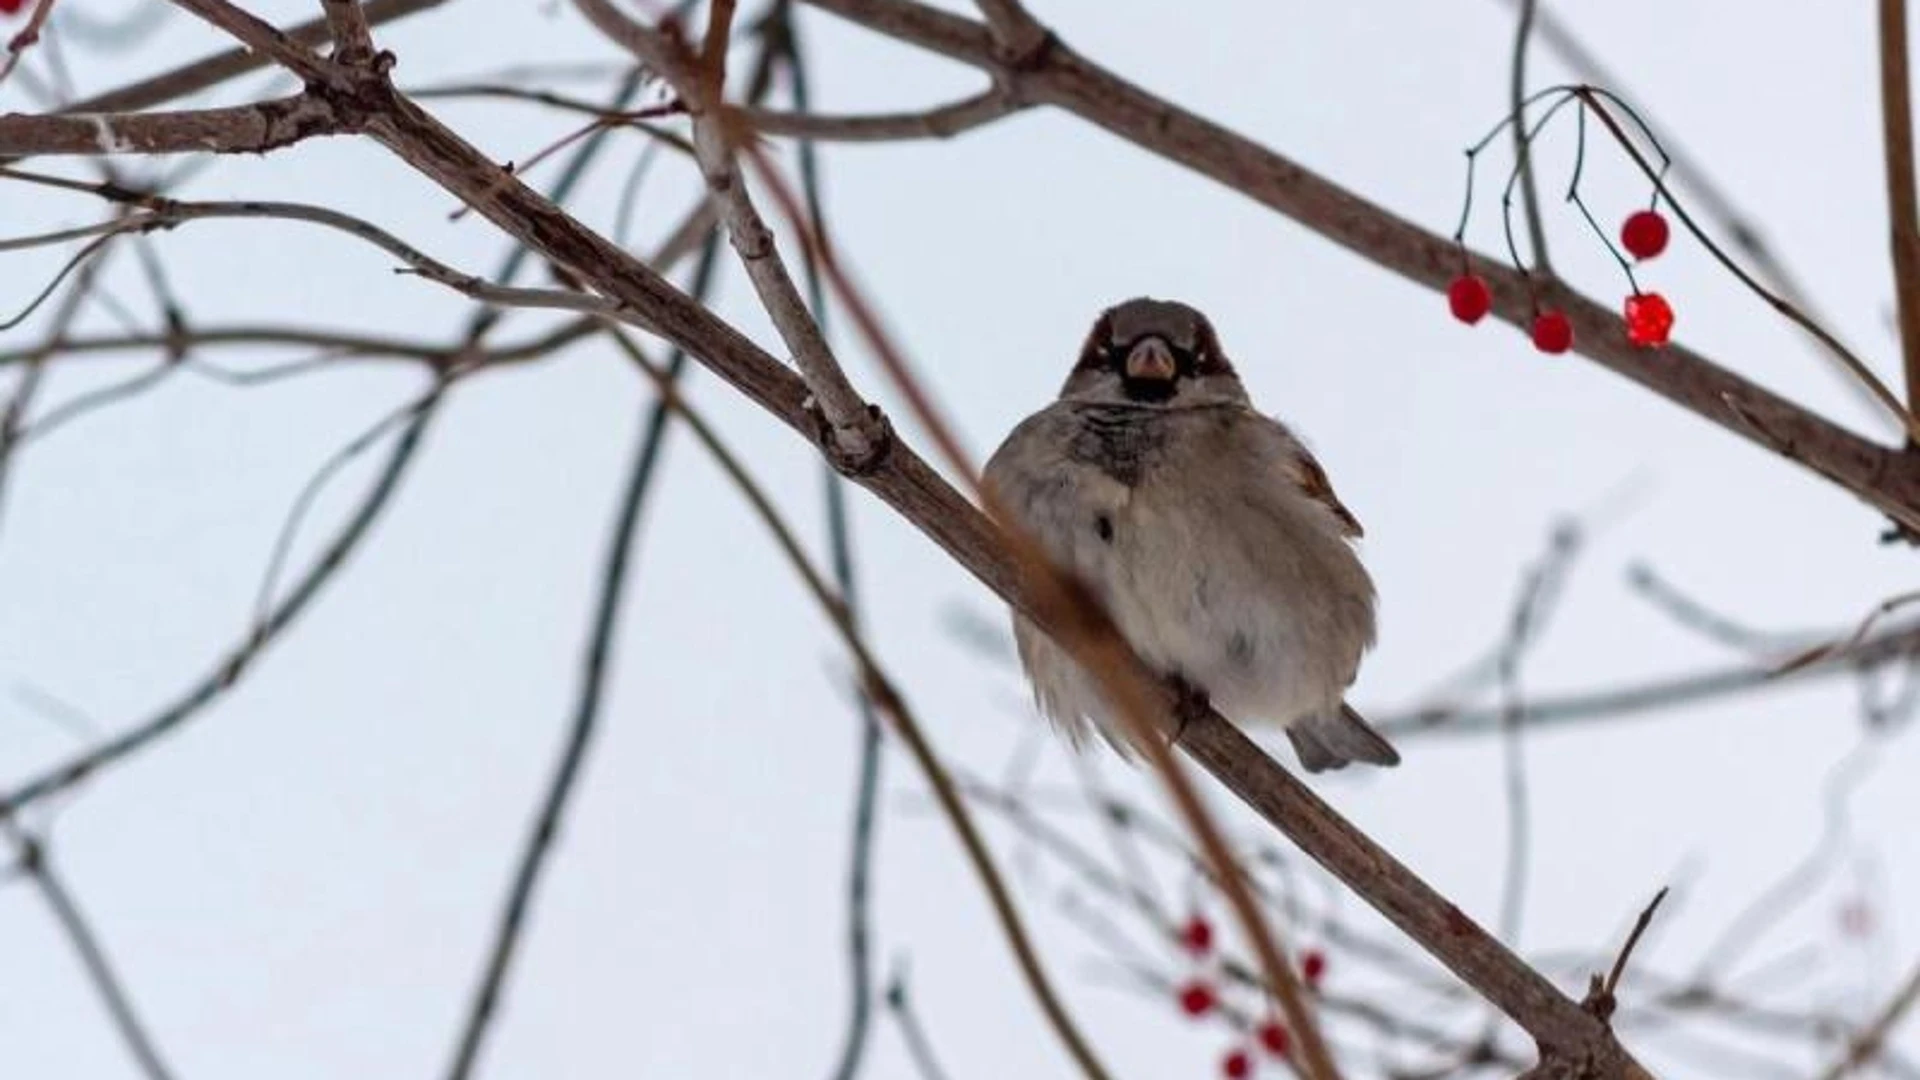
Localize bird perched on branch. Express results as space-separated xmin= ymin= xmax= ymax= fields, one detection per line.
xmin=983 ymin=298 xmax=1398 ymax=772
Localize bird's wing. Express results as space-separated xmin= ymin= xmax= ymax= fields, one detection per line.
xmin=1289 ymin=442 xmax=1364 ymax=539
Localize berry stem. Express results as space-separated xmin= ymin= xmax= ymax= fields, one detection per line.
xmin=1497 ymin=91 xmax=1582 ymax=281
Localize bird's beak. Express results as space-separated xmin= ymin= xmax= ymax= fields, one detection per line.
xmin=1124 ymin=338 xmax=1178 ymax=382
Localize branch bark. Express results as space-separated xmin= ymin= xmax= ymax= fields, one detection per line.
xmin=0 ymin=95 xmax=344 ymax=156
xmin=572 ymin=0 xmax=888 ymax=468
xmin=1882 ymin=0 xmax=1920 ymax=428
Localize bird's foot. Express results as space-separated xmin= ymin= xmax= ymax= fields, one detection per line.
xmin=1167 ymin=674 xmax=1213 ymax=741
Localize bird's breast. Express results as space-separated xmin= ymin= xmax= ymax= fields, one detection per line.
xmin=1063 ymin=406 xmax=1168 ymax=488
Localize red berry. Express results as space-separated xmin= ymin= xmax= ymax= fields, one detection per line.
xmin=1258 ymin=1021 xmax=1291 ymax=1057
xmin=0 ymin=0 xmax=25 ymax=15
xmin=1180 ymin=914 xmax=1214 ymax=956
xmin=1623 ymin=292 xmax=1674 ymax=347
xmin=1178 ymin=979 xmax=1217 ymax=1018
xmin=1447 ymin=273 xmax=1492 ymax=324
xmin=1531 ymin=310 xmax=1573 ymax=354
xmin=1301 ymin=950 xmax=1327 ymax=987
xmin=1620 ymin=209 xmax=1670 ymax=260
xmin=1222 ymin=1048 xmax=1253 ymax=1079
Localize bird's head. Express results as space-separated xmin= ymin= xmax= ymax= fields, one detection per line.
xmin=1059 ymin=297 xmax=1248 ymax=408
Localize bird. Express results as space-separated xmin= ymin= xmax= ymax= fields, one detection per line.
xmin=981 ymin=297 xmax=1399 ymax=772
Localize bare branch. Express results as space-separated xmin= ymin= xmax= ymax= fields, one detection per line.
xmin=572 ymin=0 xmax=889 ymax=468
xmin=0 ymin=95 xmax=344 ymax=156
xmin=319 ymin=0 xmax=374 ymax=59
xmin=1882 ymin=0 xmax=1920 ymax=425
xmin=7 ymin=830 xmax=177 ymax=1080
xmin=1582 ymin=888 xmax=1670 ymax=1024
xmin=1379 ymin=621 xmax=1920 ymax=737
xmin=0 ymin=395 xmax=438 ymax=816
xmin=1817 ymin=959 xmax=1920 ymax=1080
xmin=52 ymin=0 xmax=443 ymax=119
xmin=739 ymin=87 xmax=1020 ymax=142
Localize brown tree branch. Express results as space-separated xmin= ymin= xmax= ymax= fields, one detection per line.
xmin=0 ymin=95 xmax=344 ymax=156
xmin=1882 ymin=0 xmax=1920 ymax=427
xmin=572 ymin=0 xmax=888 ymax=469
xmin=738 ymin=86 xmax=1021 ymax=142
xmin=0 ymin=319 xmax=600 ymax=370
xmin=319 ymin=0 xmax=374 ymax=59
xmin=802 ymin=0 xmax=1920 ymax=538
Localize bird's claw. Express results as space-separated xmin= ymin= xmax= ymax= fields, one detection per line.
xmin=1168 ymin=674 xmax=1212 ymax=741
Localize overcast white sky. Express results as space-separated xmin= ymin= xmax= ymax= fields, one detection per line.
xmin=3 ymin=1 xmax=1919 ymax=1077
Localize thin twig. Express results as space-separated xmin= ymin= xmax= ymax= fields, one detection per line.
xmin=572 ymin=0 xmax=888 ymax=467
xmin=1508 ymin=0 xmax=1550 ymax=274
xmin=1817 ymin=959 xmax=1920 ymax=1080
xmin=7 ymin=830 xmax=177 ymax=1080
xmin=886 ymin=965 xmax=957 ymax=1080
xmin=441 ymin=68 xmax=712 ymax=1079
xmin=439 ymin=352 xmax=674 ymax=1080
xmin=1377 ymin=621 xmax=1920 ymax=736
xmin=0 ymin=395 xmax=439 ymax=816
xmin=739 ymin=87 xmax=1019 ymax=142
xmin=1881 ymin=0 xmax=1920 ymax=427
xmin=771 ymin=8 xmax=888 ymax=1077
xmin=1582 ymin=887 xmax=1669 ymax=1024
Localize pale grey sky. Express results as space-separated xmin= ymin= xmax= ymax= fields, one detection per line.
xmin=2 ymin=1 xmax=1916 ymax=1077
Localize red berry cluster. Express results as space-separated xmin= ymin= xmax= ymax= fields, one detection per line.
xmin=0 ymin=0 xmax=25 ymax=14
xmin=1448 ymin=87 xmax=1683 ymax=355
xmin=1176 ymin=912 xmax=1218 ymax=1021
xmin=1447 ymin=206 xmax=1675 ymax=353
xmin=1169 ymin=912 xmax=1328 ymax=1077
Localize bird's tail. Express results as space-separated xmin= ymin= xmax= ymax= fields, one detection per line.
xmin=1286 ymin=703 xmax=1401 ymax=773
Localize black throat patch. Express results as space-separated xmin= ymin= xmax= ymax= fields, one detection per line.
xmin=1119 ymin=376 xmax=1177 ymax=403
xmin=1066 ymin=406 xmax=1165 ymax=487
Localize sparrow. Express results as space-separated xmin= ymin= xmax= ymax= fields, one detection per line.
xmin=982 ymin=298 xmax=1399 ymax=772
